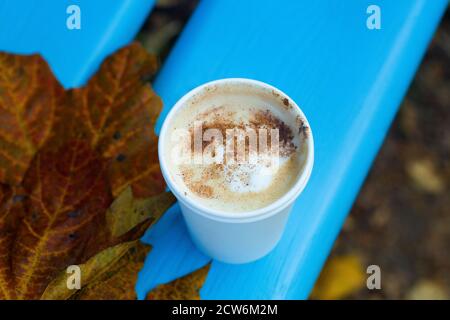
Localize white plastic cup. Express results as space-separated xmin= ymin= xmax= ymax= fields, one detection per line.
xmin=158 ymin=78 xmax=314 ymax=264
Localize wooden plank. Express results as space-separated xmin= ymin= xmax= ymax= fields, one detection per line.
xmin=139 ymin=0 xmax=447 ymax=299
xmin=0 ymin=0 xmax=156 ymax=88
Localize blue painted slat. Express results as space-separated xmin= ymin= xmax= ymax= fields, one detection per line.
xmin=136 ymin=204 xmax=210 ymax=299
xmin=139 ymin=0 xmax=447 ymax=299
xmin=0 ymin=0 xmax=156 ymax=88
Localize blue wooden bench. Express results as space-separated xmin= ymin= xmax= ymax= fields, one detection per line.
xmin=0 ymin=0 xmax=447 ymax=299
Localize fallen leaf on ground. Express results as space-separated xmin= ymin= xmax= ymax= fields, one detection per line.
xmin=406 ymin=159 xmax=445 ymax=194
xmin=310 ymin=254 xmax=365 ymax=300
xmin=406 ymin=280 xmax=449 ymax=300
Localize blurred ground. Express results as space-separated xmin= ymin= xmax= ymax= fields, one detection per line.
xmin=139 ymin=1 xmax=449 ymax=299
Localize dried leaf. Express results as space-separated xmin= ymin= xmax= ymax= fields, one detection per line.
xmin=406 ymin=159 xmax=445 ymax=194
xmin=310 ymin=254 xmax=365 ymax=300
xmin=41 ymin=240 xmax=137 ymax=300
xmin=0 ymin=184 xmax=16 ymax=299
xmin=41 ymin=188 xmax=174 ymax=300
xmin=406 ymin=280 xmax=449 ymax=300
xmin=106 ymin=186 xmax=175 ymax=238
xmin=0 ymin=53 xmax=63 ymax=185
xmin=12 ymin=141 xmax=112 ymax=299
xmin=147 ymin=265 xmax=210 ymax=300
xmin=73 ymin=241 xmax=151 ymax=300
xmin=51 ymin=43 xmax=165 ymax=198
xmin=0 ymin=43 xmax=174 ymax=300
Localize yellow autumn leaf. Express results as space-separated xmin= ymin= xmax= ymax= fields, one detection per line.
xmin=310 ymin=254 xmax=365 ymax=300
xmin=41 ymin=186 xmax=175 ymax=300
xmin=106 ymin=186 xmax=175 ymax=239
xmin=73 ymin=241 xmax=151 ymax=300
xmin=42 ymin=241 xmax=138 ymax=300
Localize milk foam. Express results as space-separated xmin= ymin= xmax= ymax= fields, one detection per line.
xmin=164 ymin=83 xmax=308 ymax=212
xmin=224 ymin=155 xmax=289 ymax=193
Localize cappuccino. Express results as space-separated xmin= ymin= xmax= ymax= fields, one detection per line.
xmin=162 ymin=81 xmax=310 ymax=212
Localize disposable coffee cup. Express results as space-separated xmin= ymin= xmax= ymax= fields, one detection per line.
xmin=158 ymin=78 xmax=314 ymax=264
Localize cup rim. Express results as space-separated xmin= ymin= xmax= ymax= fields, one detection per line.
xmin=158 ymin=78 xmax=314 ymax=222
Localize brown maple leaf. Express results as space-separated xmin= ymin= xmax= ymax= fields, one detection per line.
xmin=0 ymin=43 xmax=176 ymax=300
xmin=147 ymin=265 xmax=210 ymax=300
xmin=12 ymin=141 xmax=112 ymax=299
xmin=50 ymin=43 xmax=165 ymax=198
xmin=0 ymin=53 xmax=64 ymax=186
xmin=0 ymin=183 xmax=17 ymax=299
